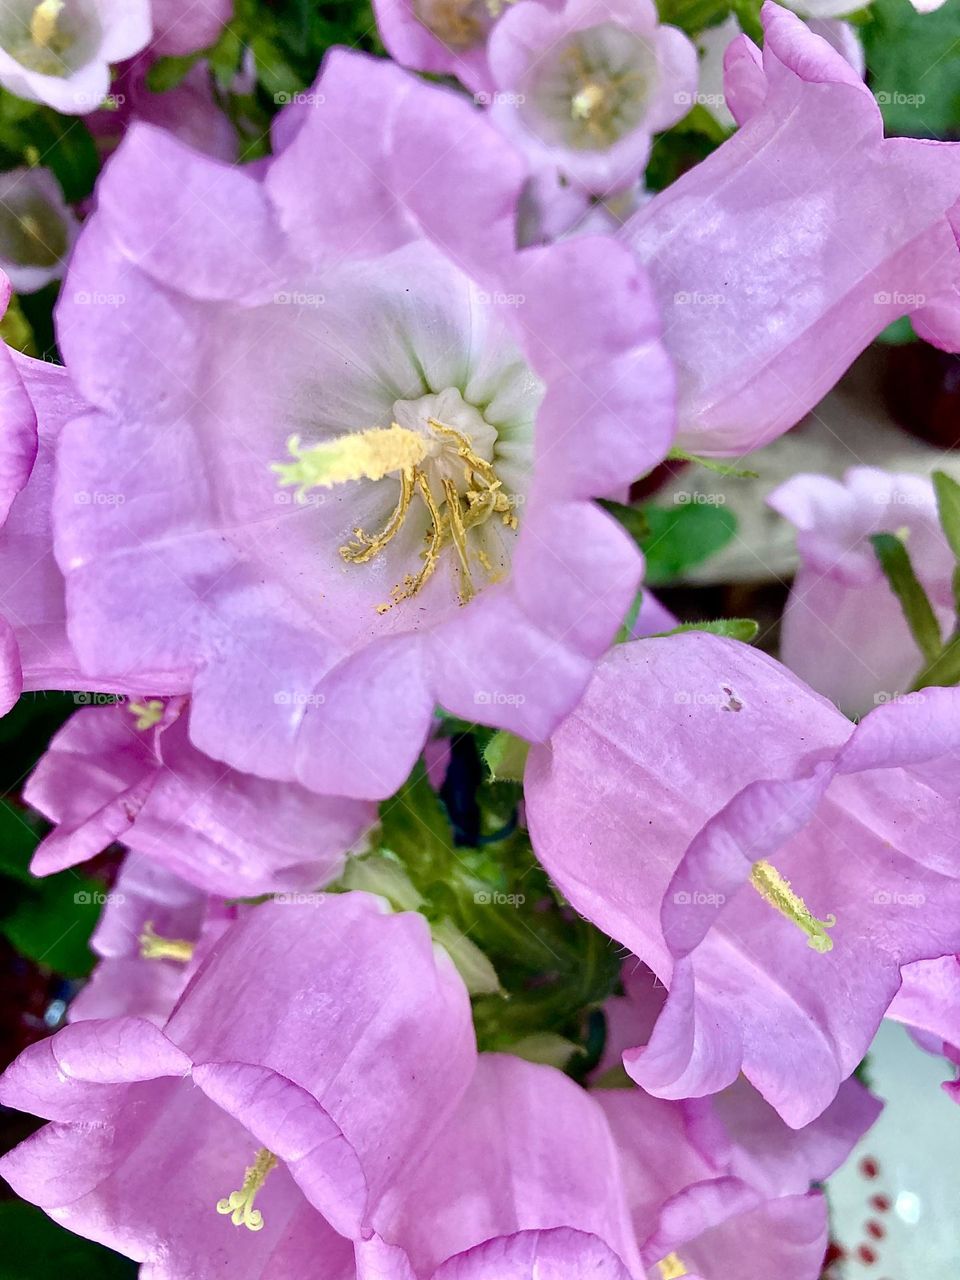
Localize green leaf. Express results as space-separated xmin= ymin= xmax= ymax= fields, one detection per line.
xmin=0 ymin=872 xmax=102 ymax=977
xmin=601 ymin=499 xmax=649 ymax=543
xmin=0 ymin=1202 xmax=136 ymax=1279
xmin=145 ymin=53 xmax=203 ymax=93
xmin=431 ymin=918 xmax=502 ymax=995
xmin=875 ymin=316 xmax=917 ymax=346
xmin=501 ymin=1032 xmax=578 ymax=1069
xmin=871 ymin=532 xmax=943 ymax=665
xmin=667 ymin=447 xmax=759 ymax=479
xmin=933 ymin=470 xmax=960 ymax=620
xmin=656 ymin=618 xmax=759 ymax=643
xmin=482 ymin=731 xmax=530 ymax=783
xmin=913 ymin=634 xmax=960 ymax=692
xmin=0 ymin=802 xmax=100 ymax=977
xmin=250 ymin=33 xmax=307 ymax=98
xmin=642 ymin=503 xmax=737 ymax=584
xmin=670 ymin=103 xmax=731 ymax=145
xmin=655 ymin=0 xmax=731 ymax=34
xmin=27 ymin=110 xmax=99 ymax=203
xmin=0 ymin=294 xmax=37 ymax=356
xmin=336 ymin=852 xmax=423 ymax=912
xmin=377 ymin=760 xmax=453 ymax=887
xmin=933 ymin=470 xmax=960 ymax=560
xmin=616 ymin=590 xmax=644 ymax=643
xmin=863 ymin=0 xmax=960 ymax=139
xmin=730 ymin=0 xmax=763 ymax=41
xmin=0 ymin=799 xmax=43 ymax=885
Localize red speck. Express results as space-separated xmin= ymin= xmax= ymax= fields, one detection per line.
xmin=870 ymin=1194 xmax=892 ymax=1213
xmin=859 ymin=1156 xmax=881 ymax=1179
xmin=866 ymin=1220 xmax=886 ymax=1240
xmin=824 ymin=1242 xmax=846 ymax=1265
xmin=857 ymin=1245 xmax=878 ymax=1265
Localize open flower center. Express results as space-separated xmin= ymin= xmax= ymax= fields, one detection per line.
xmin=564 ymin=43 xmax=647 ymax=148
xmin=526 ymin=24 xmax=654 ymax=151
xmin=272 ymin=392 xmax=518 ymax=614
xmin=8 ymin=0 xmax=77 ymax=75
xmin=129 ymin=699 xmax=164 ymax=730
xmin=138 ymin=921 xmax=195 ymax=963
xmin=30 ymin=0 xmax=62 ymax=45
xmin=216 ymin=1147 xmax=277 ymax=1232
xmin=750 ymin=859 xmax=836 ymax=953
xmin=412 ymin=0 xmax=511 ymax=50
xmin=657 ymin=1254 xmax=689 ymax=1279
xmin=0 ymin=188 xmax=68 ymax=269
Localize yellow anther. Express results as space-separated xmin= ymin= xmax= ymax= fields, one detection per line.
xmin=657 ymin=1255 xmax=689 ymax=1280
xmin=272 ymin=426 xmax=428 ymax=500
xmin=377 ymin=472 xmax=445 ymax=613
xmin=129 ymin=699 xmax=164 ymax=731
xmin=341 ymin=467 xmax=415 ymax=565
xmin=750 ymin=859 xmax=836 ymax=953
xmin=30 ymin=0 xmax=64 ymax=48
xmin=572 ymin=82 xmax=605 ymax=120
xmin=272 ymin=415 xmax=518 ymax=613
xmin=138 ymin=921 xmax=195 ymax=963
xmin=216 ymin=1148 xmax=278 ymax=1231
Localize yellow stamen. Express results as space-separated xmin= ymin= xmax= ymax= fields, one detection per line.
xmin=750 ymin=860 xmax=836 ymax=953
xmin=129 ymin=699 xmax=164 ymax=731
xmin=442 ymin=475 xmax=475 ymax=603
xmin=271 ymin=426 xmax=429 ymax=499
xmin=572 ymin=82 xmax=605 ymax=120
xmin=377 ymin=472 xmax=444 ymax=613
xmin=272 ymin=415 xmax=518 ymax=612
xmin=341 ymin=467 xmax=415 ymax=564
xmin=657 ymin=1254 xmax=689 ymax=1280
xmin=216 ymin=1148 xmax=277 ymax=1232
xmin=138 ymin=921 xmax=195 ymax=963
xmin=30 ymin=0 xmax=64 ymax=48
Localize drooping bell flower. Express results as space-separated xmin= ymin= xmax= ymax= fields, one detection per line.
xmin=598 ymin=1064 xmax=833 ymax=1279
xmin=0 ymin=167 xmax=78 ymax=293
xmin=68 ymin=856 xmax=235 ymax=1025
xmin=525 ymin=632 xmax=960 ymax=1126
xmin=0 ymin=893 xmax=477 ymax=1271
xmin=24 ymin=698 xmax=377 ymax=896
xmin=0 ymin=286 xmax=150 ymax=711
xmin=371 ymin=0 xmax=523 ymax=96
xmin=593 ymin=961 xmax=879 ymax=1263
xmin=54 ymin=49 xmax=675 ymax=800
xmin=641 ymin=1195 xmax=829 ymax=1280
xmin=357 ymin=1052 xmax=642 ymax=1279
xmin=0 ymin=0 xmax=152 ymax=114
xmin=768 ymin=467 xmax=954 ymax=716
xmin=485 ymin=0 xmax=697 ymax=196
xmin=620 ymin=1 xmax=960 ymax=456
xmin=695 ymin=8 xmax=863 ymax=132
xmin=0 ymin=338 xmax=196 ymax=707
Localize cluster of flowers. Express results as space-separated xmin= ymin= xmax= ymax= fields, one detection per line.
xmin=0 ymin=0 xmax=959 ymax=1276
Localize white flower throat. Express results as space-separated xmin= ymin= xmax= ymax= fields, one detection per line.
xmin=531 ymin=25 xmax=654 ymax=152
xmin=272 ymin=391 xmax=518 ymax=614
xmin=14 ymin=0 xmax=72 ymax=75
